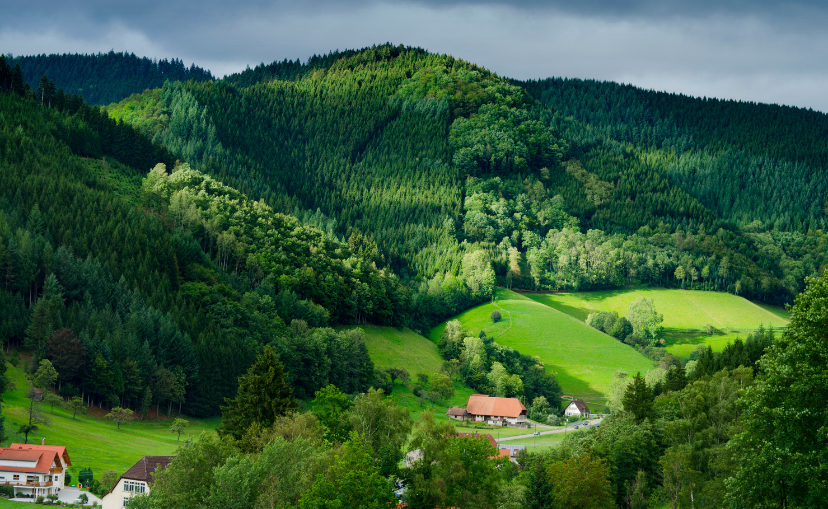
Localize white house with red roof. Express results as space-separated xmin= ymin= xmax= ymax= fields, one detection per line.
xmin=461 ymin=394 xmax=528 ymax=427
xmin=0 ymin=442 xmax=71 ymax=499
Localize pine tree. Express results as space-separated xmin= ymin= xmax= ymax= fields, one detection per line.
xmin=217 ymin=347 xmax=295 ymax=440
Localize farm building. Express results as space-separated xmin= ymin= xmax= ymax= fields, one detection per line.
xmin=462 ymin=394 xmax=528 ymax=428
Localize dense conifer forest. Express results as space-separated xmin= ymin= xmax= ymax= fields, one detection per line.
xmin=7 ymin=51 xmax=214 ymax=105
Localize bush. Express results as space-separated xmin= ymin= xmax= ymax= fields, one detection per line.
xmin=8 ymin=351 xmax=19 ymax=368
xmin=490 ymin=310 xmax=502 ymax=323
xmin=705 ymin=323 xmax=719 ymax=334
xmin=36 ymin=496 xmax=45 ymax=503
xmin=0 ymin=485 xmax=13 ymax=497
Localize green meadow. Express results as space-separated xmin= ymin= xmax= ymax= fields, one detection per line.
xmin=341 ymin=325 xmax=476 ymax=423
xmin=431 ymin=289 xmax=654 ymax=402
xmin=527 ymin=288 xmax=788 ymax=357
xmin=1 ymin=363 xmax=218 ymax=479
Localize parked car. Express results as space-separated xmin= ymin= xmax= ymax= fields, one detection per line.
xmin=533 ymin=431 xmax=540 ymax=436
xmin=573 ymin=425 xmax=579 ymax=429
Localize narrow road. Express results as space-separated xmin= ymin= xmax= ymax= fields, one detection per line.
xmin=497 ymin=418 xmax=603 ymax=442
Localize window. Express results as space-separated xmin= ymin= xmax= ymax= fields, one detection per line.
xmin=12 ymin=475 xmax=19 ymax=481
xmin=123 ymin=497 xmax=130 ymax=507
xmin=124 ymin=480 xmax=146 ymax=494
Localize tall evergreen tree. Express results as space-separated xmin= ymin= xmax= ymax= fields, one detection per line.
xmin=217 ymin=347 xmax=295 ymax=440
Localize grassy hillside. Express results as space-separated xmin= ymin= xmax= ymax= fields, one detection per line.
xmin=527 ymin=289 xmax=788 ymax=357
xmin=339 ymin=325 xmax=477 ymax=423
xmin=1 ymin=363 xmax=218 ymax=478
xmin=431 ymin=289 xmax=653 ymax=404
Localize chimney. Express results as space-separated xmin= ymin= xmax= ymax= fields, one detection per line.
xmin=41 ymin=438 xmax=45 ymax=446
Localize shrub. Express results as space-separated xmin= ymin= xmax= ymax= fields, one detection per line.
xmin=36 ymin=496 xmax=45 ymax=503
xmin=490 ymin=310 xmax=502 ymax=323
xmin=0 ymin=485 xmax=13 ymax=497
xmin=705 ymin=323 xmax=719 ymax=334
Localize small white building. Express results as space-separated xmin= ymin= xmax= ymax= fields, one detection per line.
xmin=0 ymin=442 xmax=71 ymax=499
xmin=101 ymin=456 xmax=174 ymax=509
xmin=564 ymin=400 xmax=590 ymax=418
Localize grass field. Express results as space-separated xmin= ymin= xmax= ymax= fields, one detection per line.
xmin=526 ymin=289 xmax=788 ymax=357
xmin=340 ymin=325 xmax=477 ymax=424
xmin=430 ymin=289 xmax=654 ymax=402
xmin=1 ymin=363 xmax=219 ymax=480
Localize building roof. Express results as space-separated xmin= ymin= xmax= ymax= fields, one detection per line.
xmin=104 ymin=456 xmax=175 ymax=498
xmin=122 ymin=456 xmax=175 ymax=483
xmin=9 ymin=444 xmax=71 ymax=467
xmin=465 ymin=394 xmax=527 ymax=418
xmin=456 ymin=432 xmax=497 ymax=450
xmin=0 ymin=448 xmax=60 ymax=473
xmin=567 ymin=400 xmax=590 ymax=413
xmin=445 ymin=406 xmax=468 ymax=417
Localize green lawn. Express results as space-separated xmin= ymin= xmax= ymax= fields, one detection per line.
xmin=527 ymin=289 xmax=788 ymax=357
xmin=1 ymin=364 xmax=219 ymax=480
xmin=357 ymin=325 xmax=446 ymax=376
xmin=431 ymin=289 xmax=654 ymax=401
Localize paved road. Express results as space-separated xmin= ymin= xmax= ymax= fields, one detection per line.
xmin=497 ymin=418 xmax=603 ymax=442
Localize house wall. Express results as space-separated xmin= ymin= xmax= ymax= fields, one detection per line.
xmin=102 ymin=478 xmax=149 ymax=509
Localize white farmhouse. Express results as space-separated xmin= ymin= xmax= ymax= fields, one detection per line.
xmin=0 ymin=442 xmax=71 ymax=499
xmin=564 ymin=400 xmax=590 ymax=418
xmin=101 ymin=456 xmax=174 ymax=509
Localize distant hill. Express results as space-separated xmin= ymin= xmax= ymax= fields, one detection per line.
xmin=8 ymin=51 xmax=214 ymax=104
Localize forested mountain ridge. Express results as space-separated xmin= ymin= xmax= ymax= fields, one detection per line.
xmin=0 ymin=60 xmax=410 ymax=416
xmin=520 ymin=77 xmax=828 ymax=231
xmin=8 ymin=51 xmax=214 ymax=105
xmin=102 ymin=44 xmax=827 ymax=307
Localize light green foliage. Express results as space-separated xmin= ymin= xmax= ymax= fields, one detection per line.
xmin=402 ymin=413 xmax=504 ymax=509
xmin=727 ymin=272 xmax=828 ymax=507
xmin=33 ymin=359 xmax=59 ymax=389
xmin=42 ymin=392 xmax=62 ymax=412
xmin=170 ymin=418 xmax=189 ymax=441
xmin=461 ymin=250 xmax=496 ymax=300
xmin=105 ymin=407 xmax=134 ymax=430
xmin=143 ymin=434 xmax=237 ymax=509
xmin=299 ymin=433 xmax=395 ymax=509
xmin=346 ymin=388 xmax=412 ymax=476
xmin=486 ymin=362 xmax=523 ymax=398
xmin=547 ymin=455 xmax=615 ymax=509
xmin=626 ymin=297 xmax=664 ymax=344
xmin=430 ymin=373 xmax=455 ymax=403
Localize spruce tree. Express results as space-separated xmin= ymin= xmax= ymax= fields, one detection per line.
xmin=217 ymin=347 xmax=295 ymax=440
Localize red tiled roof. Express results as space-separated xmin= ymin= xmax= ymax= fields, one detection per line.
xmin=465 ymin=394 xmax=526 ymax=418
xmin=456 ymin=432 xmax=497 ymax=450
xmin=0 ymin=448 xmax=59 ymax=473
xmin=9 ymin=444 xmax=71 ymax=466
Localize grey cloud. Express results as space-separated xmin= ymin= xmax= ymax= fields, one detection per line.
xmin=1 ymin=0 xmax=826 ymax=112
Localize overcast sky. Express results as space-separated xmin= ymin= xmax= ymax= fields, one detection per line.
xmin=2 ymin=0 xmax=827 ymax=112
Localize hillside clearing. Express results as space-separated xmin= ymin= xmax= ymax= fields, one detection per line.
xmin=526 ymin=289 xmax=788 ymax=357
xmin=431 ymin=289 xmax=654 ymax=401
